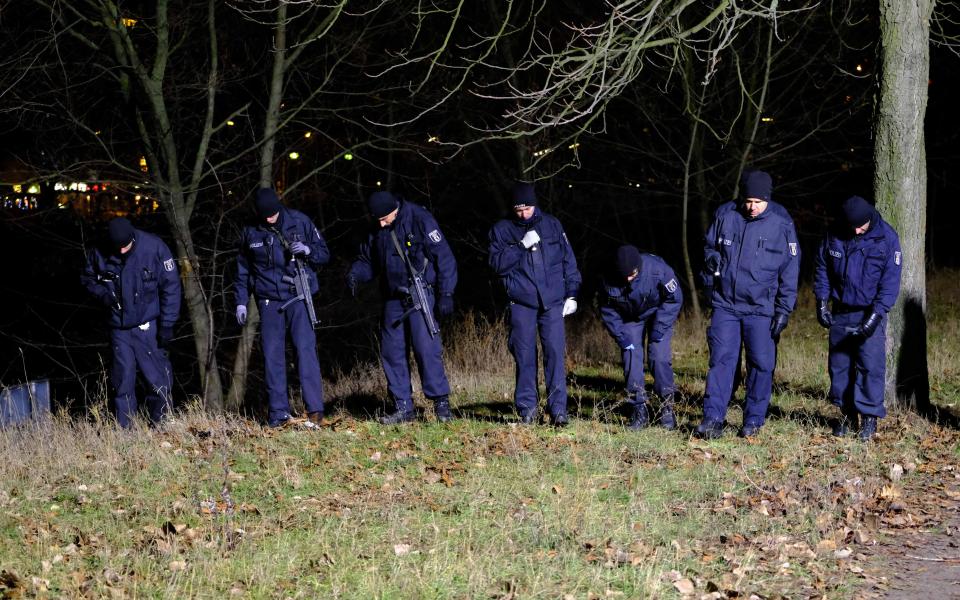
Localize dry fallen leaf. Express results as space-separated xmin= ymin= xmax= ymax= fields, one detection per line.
xmin=673 ymin=578 xmax=695 ymax=594
xmin=168 ymin=561 xmax=187 ymax=572
xmin=393 ymin=543 xmax=412 ymax=556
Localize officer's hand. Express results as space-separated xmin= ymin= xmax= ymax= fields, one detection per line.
xmin=649 ymin=329 xmax=665 ymax=343
xmin=346 ymin=274 xmax=359 ymax=298
xmin=622 ymin=343 xmax=635 ymax=351
xmin=236 ymin=305 xmax=248 ymax=326
xmin=437 ymin=293 xmax=455 ymax=318
xmin=290 ymin=241 xmax=311 ymax=256
xmin=520 ymin=229 xmax=540 ymax=249
xmin=770 ymin=313 xmax=789 ymax=337
xmin=158 ymin=326 xmax=174 ymax=348
xmin=853 ymin=311 xmax=882 ymax=338
xmin=705 ymin=254 xmax=721 ymax=275
xmin=816 ymin=299 xmax=833 ymax=328
xmin=561 ymin=297 xmax=578 ymax=317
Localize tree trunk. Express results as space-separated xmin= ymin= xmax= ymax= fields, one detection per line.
xmin=874 ymin=0 xmax=934 ymax=412
xmin=227 ymin=5 xmax=288 ymax=410
xmin=167 ymin=203 xmax=225 ymax=411
xmin=682 ymin=112 xmax=703 ymax=321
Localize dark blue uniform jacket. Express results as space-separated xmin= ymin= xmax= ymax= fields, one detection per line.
xmin=349 ymin=201 xmax=457 ymax=297
xmin=704 ymin=201 xmax=800 ymax=317
xmin=600 ymin=254 xmax=683 ymax=348
xmin=488 ymin=208 xmax=582 ymax=309
xmin=82 ymin=229 xmax=182 ymax=330
xmin=235 ymin=208 xmax=330 ymax=305
xmin=813 ymin=212 xmax=902 ymax=315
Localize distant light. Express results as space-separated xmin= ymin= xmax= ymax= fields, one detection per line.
xmin=226 ymin=120 xmax=235 ymax=127
xmin=533 ymin=148 xmax=553 ymax=157
xmin=27 ymin=185 xmax=40 ymax=194
xmin=304 ymin=132 xmax=312 ymax=138
xmin=288 ymin=152 xmax=300 ymax=160
xmin=94 ymin=130 xmax=101 ymax=136
xmin=343 ymin=153 xmax=354 ymax=161
xmin=12 ymin=184 xmax=21 ymax=193
xmin=54 ymin=183 xmax=66 ymax=191
xmin=376 ymin=181 xmax=382 ymax=187
xmin=567 ymin=184 xmax=573 ymax=188
xmin=567 ymin=142 xmax=580 ymax=150
xmin=139 ymin=156 xmax=148 ymax=172
xmin=121 ymin=17 xmax=137 ymax=27
xmin=135 ymin=195 xmax=142 ymax=201
xmin=427 ymin=135 xmax=440 ymax=143
xmin=761 ymin=116 xmax=774 ymax=123
xmin=855 ymin=64 xmax=863 ymax=72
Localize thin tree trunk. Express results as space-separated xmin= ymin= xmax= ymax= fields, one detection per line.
xmin=227 ymin=5 xmax=288 ymax=410
xmin=733 ymin=0 xmax=777 ymax=195
xmin=682 ymin=108 xmax=703 ymax=320
xmin=874 ymin=0 xmax=934 ymax=412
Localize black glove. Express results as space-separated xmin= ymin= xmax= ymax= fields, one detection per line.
xmin=816 ymin=299 xmax=833 ymax=328
xmin=437 ymin=293 xmax=454 ymax=318
xmin=770 ymin=313 xmax=789 ymax=338
xmin=705 ymin=254 xmax=721 ymax=275
xmin=158 ymin=325 xmax=174 ymax=349
xmin=852 ymin=311 xmax=882 ymax=338
xmin=346 ymin=273 xmax=358 ymax=298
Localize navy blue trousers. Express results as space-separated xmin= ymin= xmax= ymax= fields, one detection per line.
xmin=380 ymin=297 xmax=450 ymax=413
xmin=703 ymin=308 xmax=776 ymax=427
xmin=828 ymin=310 xmax=887 ymax=418
xmin=259 ymin=298 xmax=324 ymax=425
xmin=508 ymin=302 xmax=567 ymax=418
xmin=620 ymin=317 xmax=675 ymax=405
xmin=111 ymin=322 xmax=172 ymax=428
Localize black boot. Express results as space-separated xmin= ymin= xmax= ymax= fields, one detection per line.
xmin=659 ymin=396 xmax=676 ymax=431
xmin=551 ymin=412 xmax=570 ymax=427
xmin=695 ymin=418 xmax=724 ymax=440
xmin=628 ymin=403 xmax=650 ymax=431
xmin=380 ymin=409 xmax=416 ymax=425
xmin=433 ymin=397 xmax=454 ymax=423
xmin=832 ymin=406 xmax=859 ymax=437
xmin=859 ymin=415 xmax=878 ymax=441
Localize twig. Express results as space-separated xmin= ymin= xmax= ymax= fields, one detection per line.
xmin=906 ymin=555 xmax=960 ymax=563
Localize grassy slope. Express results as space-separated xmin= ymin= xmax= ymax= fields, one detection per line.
xmin=1 ymin=275 xmax=959 ymax=599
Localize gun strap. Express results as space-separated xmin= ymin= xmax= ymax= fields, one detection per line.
xmin=389 ymin=229 xmax=407 ymax=264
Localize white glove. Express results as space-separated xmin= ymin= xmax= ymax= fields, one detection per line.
xmin=520 ymin=229 xmax=540 ymax=249
xmin=562 ymin=297 xmax=578 ymax=317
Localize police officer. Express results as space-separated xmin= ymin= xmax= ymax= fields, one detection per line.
xmin=813 ymin=195 xmax=901 ymax=441
xmin=697 ymin=170 xmax=800 ymax=439
xmin=81 ymin=217 xmax=181 ymax=428
xmin=488 ymin=182 xmax=582 ymax=426
xmin=347 ymin=191 xmax=457 ymax=424
xmin=234 ymin=188 xmax=330 ymax=428
xmin=600 ymin=245 xmax=683 ymax=430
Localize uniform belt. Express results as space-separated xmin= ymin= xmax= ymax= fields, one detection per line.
xmin=833 ymin=303 xmax=869 ymax=314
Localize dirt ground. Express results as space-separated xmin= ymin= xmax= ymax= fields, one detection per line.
xmin=866 ymin=467 xmax=960 ymax=598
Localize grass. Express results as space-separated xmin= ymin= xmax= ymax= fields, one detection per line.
xmin=1 ymin=274 xmax=959 ymax=598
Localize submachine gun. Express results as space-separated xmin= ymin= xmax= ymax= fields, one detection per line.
xmin=269 ymin=227 xmax=319 ymax=327
xmin=389 ymin=230 xmax=440 ymax=339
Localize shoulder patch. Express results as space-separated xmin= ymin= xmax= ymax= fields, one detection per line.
xmin=163 ymin=258 xmax=175 ymax=272
xmin=665 ymin=278 xmax=678 ymax=293
xmin=427 ymin=229 xmax=442 ymax=244
xmin=789 ymin=242 xmax=798 ymax=256
xmin=894 ymin=251 xmax=901 ymax=265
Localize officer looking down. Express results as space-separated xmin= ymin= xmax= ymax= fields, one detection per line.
xmin=813 ymin=195 xmax=902 ymax=441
